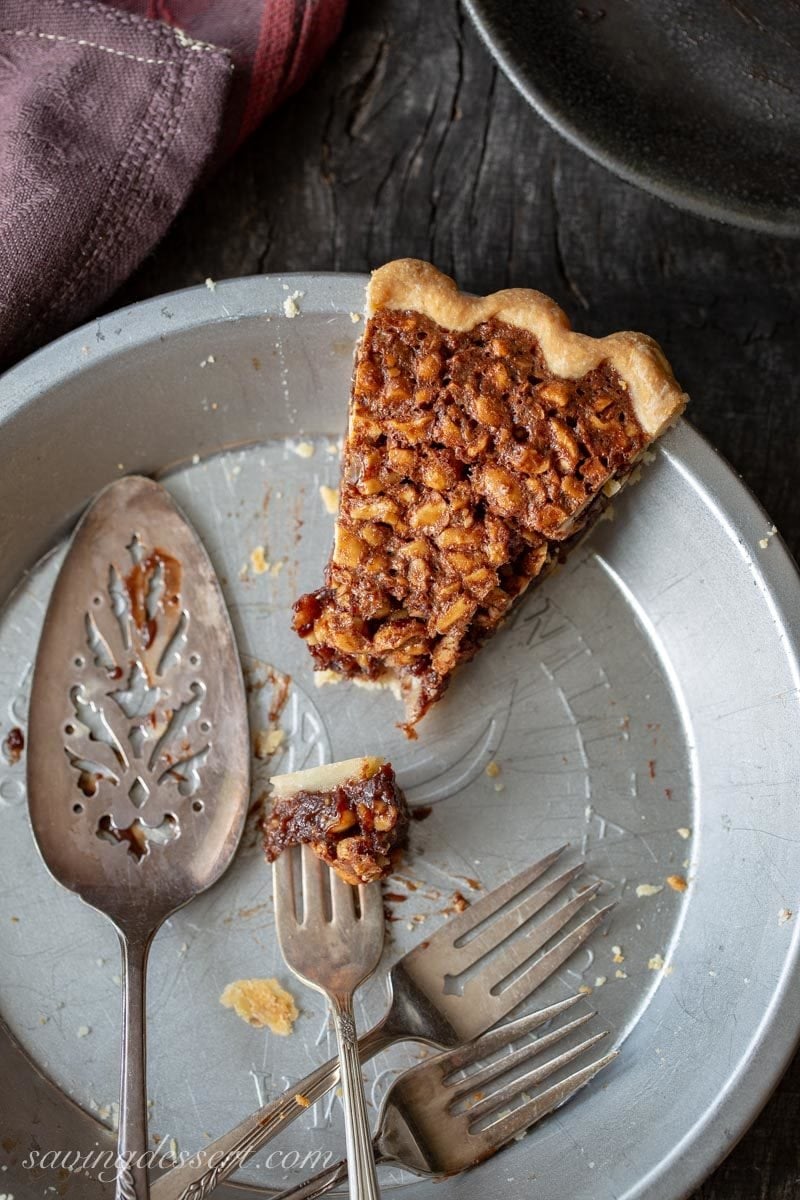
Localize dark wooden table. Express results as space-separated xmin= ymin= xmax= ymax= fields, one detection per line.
xmin=113 ymin=3 xmax=800 ymax=1196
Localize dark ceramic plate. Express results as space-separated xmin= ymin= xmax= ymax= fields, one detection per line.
xmin=464 ymin=0 xmax=800 ymax=236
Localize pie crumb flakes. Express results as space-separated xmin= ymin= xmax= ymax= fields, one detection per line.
xmin=485 ymin=760 xmax=501 ymax=778
xmin=778 ymin=908 xmax=794 ymax=925
xmin=578 ymin=984 xmax=592 ymax=995
xmin=250 ymin=545 xmax=269 ymax=574
xmin=283 ymin=291 xmax=304 ymax=319
xmin=648 ymin=953 xmax=666 ymax=971
xmin=314 ymin=668 xmax=343 ymax=688
xmin=220 ymin=978 xmax=299 ymax=1035
xmin=636 ymin=883 xmax=663 ymax=898
xmin=319 ymin=485 xmax=339 ymax=514
xmin=292 ymin=440 xmax=315 ymax=458
xmin=666 ymin=874 xmax=688 ymax=893
xmin=677 ymin=827 xmax=691 ymax=839
xmin=758 ymin=525 xmax=777 ymax=550
xmin=295 ymin=1093 xmax=311 ymax=1108
xmin=254 ymin=728 xmax=285 ymax=759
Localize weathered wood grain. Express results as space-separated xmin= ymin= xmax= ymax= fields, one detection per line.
xmin=110 ymin=4 xmax=800 ymax=1196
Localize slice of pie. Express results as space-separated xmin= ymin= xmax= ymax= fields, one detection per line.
xmin=293 ymin=259 xmax=688 ymax=731
xmin=263 ymin=757 xmax=409 ymax=885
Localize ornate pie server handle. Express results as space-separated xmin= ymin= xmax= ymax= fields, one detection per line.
xmin=152 ymin=1022 xmax=396 ymax=1200
xmin=115 ymin=932 xmax=152 ymax=1200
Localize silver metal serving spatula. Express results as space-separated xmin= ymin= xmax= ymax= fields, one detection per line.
xmin=27 ymin=476 xmax=250 ymax=1200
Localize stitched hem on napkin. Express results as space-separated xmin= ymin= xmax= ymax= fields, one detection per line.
xmin=0 ymin=0 xmax=232 ymax=370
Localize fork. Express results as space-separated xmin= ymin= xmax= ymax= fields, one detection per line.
xmin=274 ymin=996 xmax=616 ymax=1199
xmin=275 ymin=845 xmax=385 ymax=1200
xmin=153 ymin=844 xmax=613 ymax=1200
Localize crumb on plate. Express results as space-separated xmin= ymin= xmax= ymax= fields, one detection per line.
xmin=666 ymin=874 xmax=688 ymax=893
xmin=319 ymin=485 xmax=339 ymax=514
xmin=254 ymin=728 xmax=285 ymax=760
xmin=283 ymin=291 xmax=304 ymax=318
xmin=220 ymin=978 xmax=299 ymax=1035
xmin=636 ymin=883 xmax=663 ymax=898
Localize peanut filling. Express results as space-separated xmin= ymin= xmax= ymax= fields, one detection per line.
xmin=294 ymin=309 xmax=647 ymax=724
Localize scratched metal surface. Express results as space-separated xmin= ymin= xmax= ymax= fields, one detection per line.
xmin=0 ymin=276 xmax=799 ymax=1200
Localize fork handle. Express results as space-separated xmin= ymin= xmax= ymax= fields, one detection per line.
xmin=150 ymin=1020 xmax=396 ymax=1200
xmin=330 ymin=995 xmax=381 ymax=1200
xmin=272 ymin=1155 xmax=353 ymax=1200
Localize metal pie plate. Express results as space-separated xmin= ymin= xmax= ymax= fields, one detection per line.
xmin=1 ymin=275 xmax=799 ymax=1200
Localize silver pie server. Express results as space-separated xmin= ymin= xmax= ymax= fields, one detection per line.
xmin=26 ymin=476 xmax=250 ymax=1200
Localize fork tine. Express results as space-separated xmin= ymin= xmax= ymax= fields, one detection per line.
xmin=407 ymin=845 xmax=568 ymax=956
xmin=452 ymin=873 xmax=598 ymax=975
xmin=482 ymin=902 xmax=615 ymax=1019
xmin=329 ymin=867 xmax=356 ymax=923
xmin=474 ymin=1048 xmax=618 ymax=1147
xmin=300 ymin=844 xmax=329 ymax=924
xmin=272 ymin=851 xmax=297 ymax=925
xmin=439 ymin=995 xmax=583 ymax=1074
xmin=358 ymin=880 xmax=386 ymax=933
xmin=459 ymin=884 xmax=602 ymax=1002
xmin=467 ymin=1027 xmax=609 ymax=1121
xmin=451 ymin=1013 xmax=598 ymax=1107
